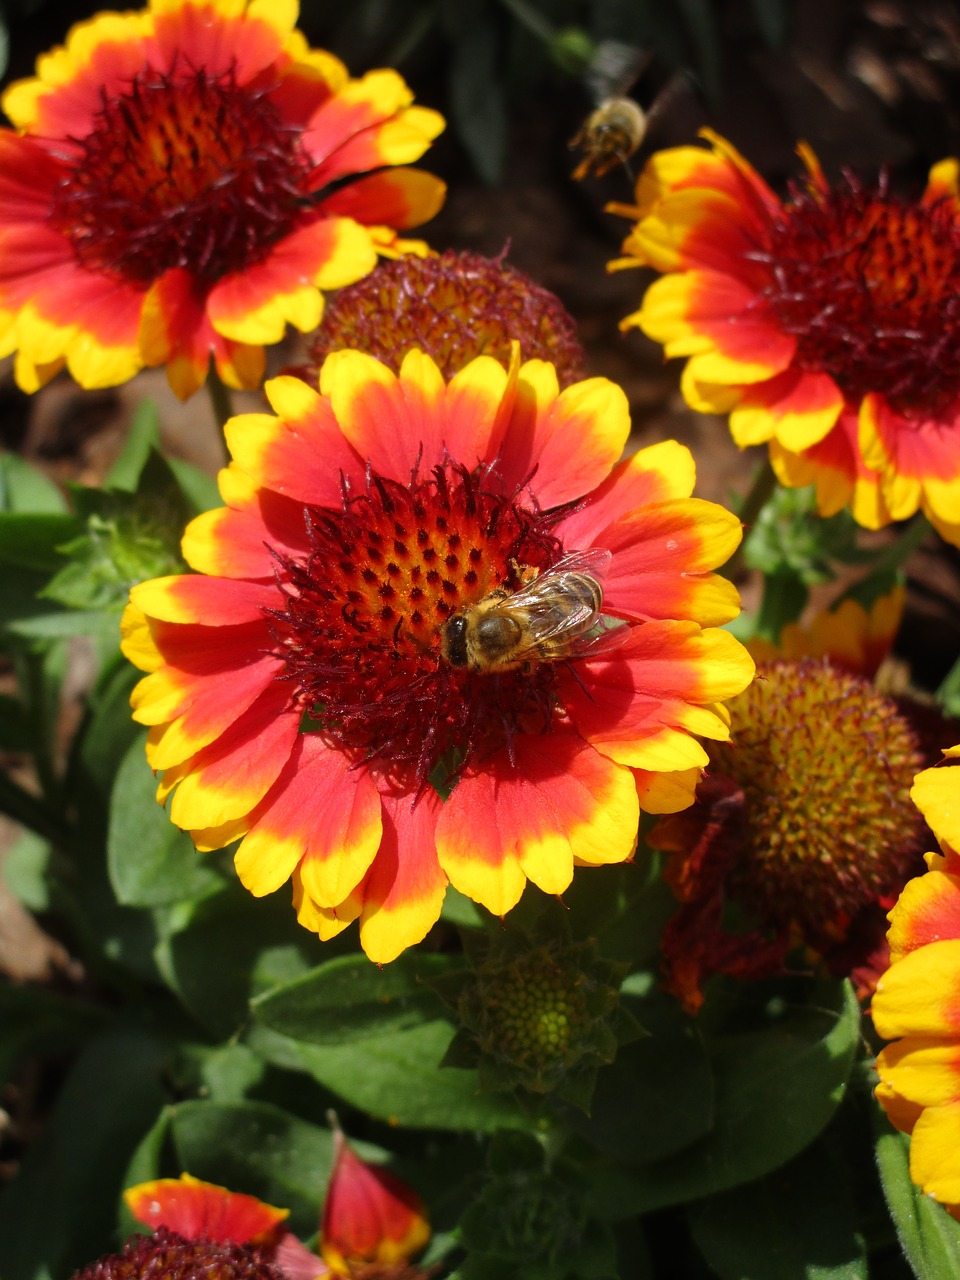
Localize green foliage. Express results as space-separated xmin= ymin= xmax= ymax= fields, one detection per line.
xmin=875 ymin=1119 xmax=960 ymax=1279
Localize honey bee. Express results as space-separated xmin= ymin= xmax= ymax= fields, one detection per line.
xmin=440 ymin=549 xmax=625 ymax=675
xmin=569 ymin=41 xmax=690 ymax=181
xmin=570 ymin=96 xmax=648 ymax=181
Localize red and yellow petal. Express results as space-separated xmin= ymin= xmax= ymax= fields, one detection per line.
xmin=435 ymin=733 xmax=638 ymax=917
xmin=130 ymin=574 xmax=277 ymax=627
xmin=860 ymin=394 xmax=960 ymax=544
xmin=304 ymin=70 xmax=443 ymax=186
xmin=181 ymin=471 xmax=312 ymax=580
xmin=225 ymin=377 xmax=366 ymax=509
xmin=769 ymin=409 xmax=892 ymax=529
xmin=151 ymin=0 xmax=298 ymax=86
xmin=871 ymin=939 xmax=960 ymax=1041
xmin=554 ymin=441 xmax=697 ymax=550
xmin=3 ymin=9 xmax=153 ymax=136
xmin=319 ymin=168 xmax=446 ymax=232
xmin=140 ymin=268 xmax=266 ymax=400
xmin=165 ymin=687 xmax=299 ymax=832
xmin=759 ymin=587 xmax=905 ymax=680
xmin=597 ymin=499 xmax=744 ymax=627
xmin=138 ymin=650 xmax=284 ymax=772
xmin=321 ymin=1128 xmax=430 ymax=1272
xmin=626 ymin=187 xmax=771 ymax=280
xmin=320 ymin=348 xmax=452 ymax=480
xmin=728 ymin=366 xmax=844 ymax=451
xmin=639 ymin=271 xmax=796 ymax=386
xmin=354 ymin=785 xmax=447 ymax=965
xmin=234 ymin=736 xmax=382 ymax=905
xmin=494 ymin=362 xmax=631 ymax=509
xmin=208 ymin=218 xmax=377 ymax=346
xmin=560 ymin=622 xmax=755 ymax=773
xmin=125 ymin=1173 xmax=288 ymax=1246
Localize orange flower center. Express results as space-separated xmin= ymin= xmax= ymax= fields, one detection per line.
xmin=49 ymin=66 xmax=313 ymax=287
xmin=270 ymin=461 xmax=566 ymax=786
xmin=762 ymin=180 xmax=960 ymax=417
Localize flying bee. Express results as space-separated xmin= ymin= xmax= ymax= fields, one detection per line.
xmin=569 ymin=41 xmax=690 ymax=181
xmin=439 ymin=549 xmax=626 ymax=675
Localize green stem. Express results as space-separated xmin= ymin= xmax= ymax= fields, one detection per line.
xmin=725 ymin=456 xmax=778 ymax=580
xmin=0 ymin=772 xmax=65 ymax=844
xmin=863 ymin=512 xmax=932 ymax=577
xmin=737 ymin=457 xmax=779 ymax=532
xmin=496 ymin=0 xmax=556 ymax=44
xmin=206 ymin=366 xmax=235 ymax=438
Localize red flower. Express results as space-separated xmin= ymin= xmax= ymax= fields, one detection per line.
xmin=610 ymin=131 xmax=960 ymax=545
xmin=0 ymin=0 xmax=444 ymax=397
xmin=122 ymin=349 xmax=755 ymax=961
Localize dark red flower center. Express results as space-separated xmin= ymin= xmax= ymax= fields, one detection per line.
xmin=761 ymin=179 xmax=960 ymax=417
xmin=50 ymin=66 xmax=314 ymax=287
xmin=269 ymin=460 xmax=569 ymax=787
xmin=73 ymin=1226 xmax=282 ymax=1280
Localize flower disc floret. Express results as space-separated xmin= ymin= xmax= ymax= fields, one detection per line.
xmin=122 ymin=347 xmax=755 ymax=962
xmin=611 ymin=131 xmax=960 ymax=544
xmin=0 ymin=0 xmax=446 ymax=398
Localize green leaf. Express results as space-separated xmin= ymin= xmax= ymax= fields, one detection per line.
xmin=0 ymin=453 xmax=66 ymax=514
xmin=875 ymin=1119 xmax=960 ymax=1278
xmin=0 ymin=512 xmax=81 ymax=574
xmin=569 ymin=987 xmax=713 ymax=1164
xmin=108 ymin=734 xmax=225 ymax=907
xmin=688 ymin=1136 xmax=867 ymax=1279
xmin=0 ymin=1028 xmax=170 ymax=1280
xmin=268 ymin=1018 xmax=530 ymax=1133
xmin=169 ymin=1100 xmax=336 ymax=1235
xmin=162 ymin=890 xmax=319 ymax=1039
xmin=252 ymin=952 xmax=460 ymax=1044
xmin=2 ymin=829 xmax=52 ymax=910
xmin=167 ymin=457 xmax=222 ymax=515
xmin=587 ymin=981 xmax=861 ymax=1213
xmin=105 ymin=401 xmax=162 ymax=491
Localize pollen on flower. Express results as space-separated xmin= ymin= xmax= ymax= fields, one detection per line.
xmin=761 ymin=175 xmax=960 ymax=417
xmin=49 ymin=66 xmax=314 ymax=286
xmin=305 ymin=250 xmax=585 ymax=383
xmin=70 ymin=1226 xmax=282 ymax=1280
xmin=268 ymin=459 xmax=568 ymax=786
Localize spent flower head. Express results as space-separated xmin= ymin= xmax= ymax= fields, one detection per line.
xmin=653 ymin=658 xmax=928 ymax=1011
xmin=304 ymin=250 xmax=585 ymax=384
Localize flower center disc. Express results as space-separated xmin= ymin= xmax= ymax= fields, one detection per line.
xmin=271 ymin=461 xmax=566 ymax=784
xmin=51 ymin=67 xmax=313 ymax=285
xmin=764 ymin=184 xmax=960 ymax=416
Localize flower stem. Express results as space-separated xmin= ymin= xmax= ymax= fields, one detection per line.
xmin=0 ymin=772 xmax=65 ymax=844
xmin=724 ymin=456 xmax=779 ymax=581
xmin=206 ymin=366 xmax=235 ymax=437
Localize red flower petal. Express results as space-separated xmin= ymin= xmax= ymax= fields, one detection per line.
xmin=124 ymin=1173 xmax=288 ymax=1245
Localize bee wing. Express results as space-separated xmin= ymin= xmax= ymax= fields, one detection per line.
xmin=585 ymin=40 xmax=652 ymax=103
xmin=502 ymin=549 xmax=613 ymax=659
xmin=567 ymin=616 xmax=633 ymax=661
xmin=540 ymin=547 xmax=613 ymax=585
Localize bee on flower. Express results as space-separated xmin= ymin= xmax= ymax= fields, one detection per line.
xmin=121 ymin=345 xmax=755 ymax=962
